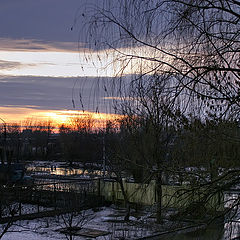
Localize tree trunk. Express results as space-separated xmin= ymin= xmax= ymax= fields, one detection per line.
xmin=118 ymin=178 xmax=130 ymax=221
xmin=156 ymin=172 xmax=163 ymax=223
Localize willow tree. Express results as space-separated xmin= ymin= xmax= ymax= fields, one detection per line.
xmin=81 ymin=0 xmax=239 ymax=114
xmin=104 ymin=86 xmax=178 ymax=222
xmin=79 ymin=0 xmax=240 ymax=223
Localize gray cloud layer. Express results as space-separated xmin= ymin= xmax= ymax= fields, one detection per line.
xmin=0 ymin=38 xmax=83 ymax=52
xmin=0 ymin=75 xmax=114 ymax=113
xmin=0 ymin=0 xmax=82 ymax=43
xmin=0 ymin=0 xmax=118 ymax=51
xmin=0 ymin=60 xmax=36 ymax=70
xmin=0 ymin=0 xmax=122 ymax=116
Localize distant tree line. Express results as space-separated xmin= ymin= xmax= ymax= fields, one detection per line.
xmin=1 ymin=115 xmax=240 ymax=170
xmin=0 ymin=116 xmax=104 ymax=167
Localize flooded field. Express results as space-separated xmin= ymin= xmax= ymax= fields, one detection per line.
xmin=27 ymin=165 xmax=103 ymax=178
xmin=26 ymin=163 xmax=240 ymax=240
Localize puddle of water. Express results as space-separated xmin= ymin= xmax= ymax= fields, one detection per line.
xmin=157 ymin=218 xmax=240 ymax=239
xmin=156 ymin=224 xmax=224 ymax=240
xmin=27 ymin=166 xmax=103 ymax=177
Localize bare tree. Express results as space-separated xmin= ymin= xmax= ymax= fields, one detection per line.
xmin=58 ymin=210 xmax=94 ymax=240
xmin=79 ymin=0 xmax=240 ymax=229
xmin=80 ymin=0 xmax=239 ymax=117
xmin=59 ymin=115 xmax=102 ymax=168
xmin=104 ymin=84 xmax=177 ymax=223
xmin=0 ymin=193 xmax=20 ymax=239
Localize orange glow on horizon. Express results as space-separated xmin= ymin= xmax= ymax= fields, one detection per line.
xmin=0 ymin=107 xmax=121 ymax=130
xmin=43 ymin=110 xmax=121 ymax=128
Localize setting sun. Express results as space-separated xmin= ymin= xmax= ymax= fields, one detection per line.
xmin=0 ymin=106 xmax=121 ymax=130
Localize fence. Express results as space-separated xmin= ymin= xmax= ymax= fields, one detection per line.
xmin=0 ymin=179 xmax=103 ymax=222
xmin=33 ymin=178 xmax=225 ymax=211
xmin=0 ymin=178 xmax=225 ymax=222
xmin=98 ymin=179 xmax=225 ymax=211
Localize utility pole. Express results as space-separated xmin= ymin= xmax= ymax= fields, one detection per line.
xmin=0 ymin=118 xmax=7 ymax=164
xmin=102 ymin=133 xmax=106 ymax=177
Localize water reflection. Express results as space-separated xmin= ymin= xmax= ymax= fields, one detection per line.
xmin=27 ymin=166 xmax=103 ymax=177
xmin=35 ymin=179 xmax=97 ymax=194
xmin=158 ymin=193 xmax=240 ymax=240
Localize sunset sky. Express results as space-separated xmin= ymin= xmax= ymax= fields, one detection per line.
xmin=0 ymin=0 xmax=117 ymax=125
